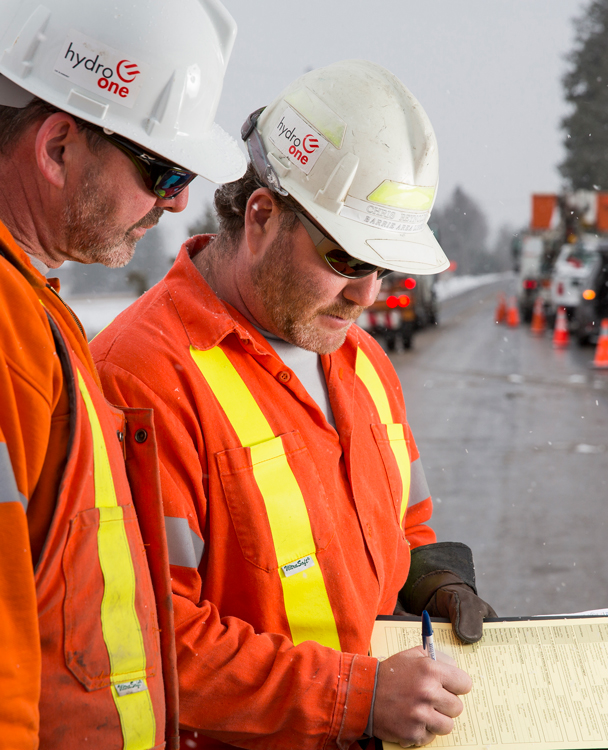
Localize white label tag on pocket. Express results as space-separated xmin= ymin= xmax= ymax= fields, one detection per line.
xmin=115 ymin=679 xmax=147 ymax=697
xmin=282 ymin=555 xmax=315 ymax=578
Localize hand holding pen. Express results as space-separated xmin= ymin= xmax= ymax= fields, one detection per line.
xmin=373 ymin=615 xmax=471 ymax=747
xmin=422 ymin=609 xmax=436 ymax=660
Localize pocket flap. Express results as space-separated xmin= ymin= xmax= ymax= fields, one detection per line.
xmin=217 ymin=431 xmax=334 ymax=572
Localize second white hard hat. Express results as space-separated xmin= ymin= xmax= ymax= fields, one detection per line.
xmin=0 ymin=0 xmax=246 ymax=183
xmin=242 ymin=60 xmax=448 ymax=275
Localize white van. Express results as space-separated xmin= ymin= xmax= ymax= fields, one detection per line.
xmin=549 ymin=236 xmax=600 ymax=322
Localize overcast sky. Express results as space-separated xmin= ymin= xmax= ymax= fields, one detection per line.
xmin=163 ymin=0 xmax=587 ymax=253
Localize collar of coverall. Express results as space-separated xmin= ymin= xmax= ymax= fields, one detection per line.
xmin=180 ymin=235 xmax=282 ymax=357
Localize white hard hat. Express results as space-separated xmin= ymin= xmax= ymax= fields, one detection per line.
xmin=242 ymin=60 xmax=448 ymax=275
xmin=0 ymin=0 xmax=246 ymax=183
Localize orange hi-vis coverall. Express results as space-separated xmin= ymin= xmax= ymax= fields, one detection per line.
xmin=0 ymin=221 xmax=179 ymax=749
xmin=92 ymin=236 xmax=437 ymax=750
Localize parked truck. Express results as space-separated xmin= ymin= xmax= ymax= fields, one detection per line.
xmin=358 ymin=273 xmax=438 ymax=350
xmin=516 ymin=191 xmax=608 ymax=327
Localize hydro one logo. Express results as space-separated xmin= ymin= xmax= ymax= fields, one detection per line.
xmin=54 ymin=30 xmax=147 ymax=110
xmin=269 ymin=107 xmax=328 ymax=175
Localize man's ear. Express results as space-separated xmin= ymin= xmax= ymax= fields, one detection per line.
xmin=244 ymin=188 xmax=281 ymax=257
xmin=34 ymin=113 xmax=87 ymax=190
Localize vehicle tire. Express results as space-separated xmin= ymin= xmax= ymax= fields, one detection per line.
xmin=402 ymin=333 xmax=412 ymax=349
xmin=386 ymin=334 xmax=396 ymax=352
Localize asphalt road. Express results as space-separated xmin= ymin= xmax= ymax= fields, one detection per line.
xmin=388 ymin=280 xmax=608 ymax=617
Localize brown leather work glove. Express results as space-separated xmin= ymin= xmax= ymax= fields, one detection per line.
xmin=397 ymin=542 xmax=497 ymax=644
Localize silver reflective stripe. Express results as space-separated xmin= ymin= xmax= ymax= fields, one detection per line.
xmin=0 ymin=443 xmax=27 ymax=510
xmin=408 ymin=458 xmax=430 ymax=507
xmin=164 ymin=516 xmax=205 ymax=569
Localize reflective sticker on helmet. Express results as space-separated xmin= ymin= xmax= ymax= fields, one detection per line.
xmin=285 ymin=89 xmax=346 ymax=149
xmin=341 ymin=195 xmax=429 ymax=234
xmin=269 ymin=107 xmax=328 ymax=175
xmin=54 ymin=30 xmax=148 ymax=109
xmin=368 ymin=181 xmax=435 ymax=211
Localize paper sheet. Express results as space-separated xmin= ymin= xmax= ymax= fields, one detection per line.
xmin=370 ymin=616 xmax=608 ymax=750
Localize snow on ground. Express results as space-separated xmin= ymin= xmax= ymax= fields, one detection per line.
xmin=66 ymin=295 xmax=137 ymax=340
xmin=434 ymin=272 xmax=509 ymax=302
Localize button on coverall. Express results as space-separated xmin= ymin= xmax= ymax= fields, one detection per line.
xmin=92 ymin=235 xmax=437 ymax=750
xmin=0 ymin=222 xmax=178 ymax=749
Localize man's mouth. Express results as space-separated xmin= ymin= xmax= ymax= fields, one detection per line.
xmin=130 ymin=207 xmax=164 ymax=233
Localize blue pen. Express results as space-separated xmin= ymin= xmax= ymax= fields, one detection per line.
xmin=422 ymin=610 xmax=436 ymax=660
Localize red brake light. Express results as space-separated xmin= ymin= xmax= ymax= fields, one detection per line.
xmin=403 ymin=277 xmax=416 ymax=290
xmin=386 ymin=295 xmax=398 ymax=309
xmin=523 ymin=279 xmax=537 ymax=290
xmin=399 ymin=295 xmax=411 ymax=307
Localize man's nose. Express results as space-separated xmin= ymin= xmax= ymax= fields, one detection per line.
xmin=155 ymin=185 xmax=190 ymax=213
xmin=342 ymin=273 xmax=382 ymax=308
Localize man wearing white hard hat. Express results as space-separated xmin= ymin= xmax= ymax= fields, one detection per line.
xmin=0 ymin=0 xmax=245 ymax=746
xmin=93 ymin=60 xmax=495 ymax=749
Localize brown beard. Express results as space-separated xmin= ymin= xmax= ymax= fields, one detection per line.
xmin=63 ymin=161 xmax=163 ymax=268
xmin=251 ymin=224 xmax=364 ymax=354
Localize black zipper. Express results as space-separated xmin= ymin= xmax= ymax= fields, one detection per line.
xmin=46 ymin=283 xmax=87 ymax=340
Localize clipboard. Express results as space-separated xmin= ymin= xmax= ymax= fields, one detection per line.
xmin=370 ymin=614 xmax=608 ymax=750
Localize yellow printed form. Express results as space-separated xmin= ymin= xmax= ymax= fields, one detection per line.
xmin=370 ymin=616 xmax=608 ymax=750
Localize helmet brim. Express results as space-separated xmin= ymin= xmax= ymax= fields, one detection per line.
xmin=289 ymin=187 xmax=449 ymax=275
xmin=150 ymin=122 xmax=246 ymax=184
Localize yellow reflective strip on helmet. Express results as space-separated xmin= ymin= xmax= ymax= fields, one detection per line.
xmin=190 ymin=347 xmax=274 ymax=446
xmin=77 ymin=372 xmax=155 ymax=749
xmin=355 ymin=349 xmax=411 ymax=524
xmin=190 ymin=346 xmax=341 ymax=650
xmin=285 ymin=89 xmax=346 ymax=150
xmin=368 ymin=181 xmax=435 ymax=211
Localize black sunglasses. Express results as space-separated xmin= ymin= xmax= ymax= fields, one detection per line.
xmin=295 ymin=210 xmax=392 ymax=280
xmin=84 ymin=123 xmax=196 ymax=199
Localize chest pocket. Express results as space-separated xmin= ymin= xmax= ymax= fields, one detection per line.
xmin=191 ymin=345 xmax=340 ymax=650
xmin=217 ymin=430 xmax=334 ymax=572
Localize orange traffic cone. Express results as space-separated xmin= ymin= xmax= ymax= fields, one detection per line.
xmin=495 ymin=293 xmax=507 ymax=324
xmin=530 ymin=296 xmax=546 ymax=335
xmin=552 ymin=306 xmax=570 ymax=348
xmin=592 ymin=318 xmax=608 ymax=368
xmin=506 ymin=296 xmax=520 ymax=327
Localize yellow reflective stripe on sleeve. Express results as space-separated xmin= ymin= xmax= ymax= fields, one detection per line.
xmin=355 ymin=348 xmax=411 ymax=524
xmin=190 ymin=346 xmax=341 ymax=650
xmin=77 ymin=371 xmax=155 ymax=750
xmin=386 ymin=423 xmax=411 ymax=524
